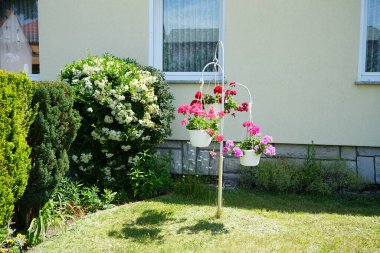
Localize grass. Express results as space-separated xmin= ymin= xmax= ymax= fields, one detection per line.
xmin=29 ymin=189 xmax=380 ymax=253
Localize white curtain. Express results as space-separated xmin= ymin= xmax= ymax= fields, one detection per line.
xmin=366 ymin=0 xmax=380 ymax=72
xmin=0 ymin=11 xmax=32 ymax=73
xmin=163 ymin=0 xmax=220 ymax=72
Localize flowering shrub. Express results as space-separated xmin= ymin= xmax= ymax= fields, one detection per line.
xmin=60 ymin=55 xmax=174 ymax=191
xmin=223 ymin=121 xmax=276 ymax=157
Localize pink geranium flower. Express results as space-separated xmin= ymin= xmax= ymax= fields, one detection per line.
xmin=263 ymin=144 xmax=276 ymax=156
xmin=214 ymin=134 xmax=224 ymax=142
xmin=217 ymin=111 xmax=225 ymax=117
xmin=206 ymin=128 xmax=214 ymax=136
xmin=209 ymin=150 xmax=217 ymax=158
xmin=177 ymin=104 xmax=190 ymax=114
xmin=222 ymin=147 xmax=230 ymax=155
xmin=233 ymin=147 xmax=243 ymax=157
xmin=180 ymin=119 xmax=188 ymax=125
xmin=226 ymin=140 xmax=234 ymax=149
xmin=242 ymin=121 xmax=254 ymax=127
xmin=248 ymin=125 xmax=260 ymax=135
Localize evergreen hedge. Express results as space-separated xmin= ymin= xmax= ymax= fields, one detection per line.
xmin=0 ymin=71 xmax=36 ymax=239
xmin=16 ymin=81 xmax=81 ymax=228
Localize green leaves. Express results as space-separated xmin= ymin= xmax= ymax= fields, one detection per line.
xmin=0 ymin=70 xmax=35 ymax=230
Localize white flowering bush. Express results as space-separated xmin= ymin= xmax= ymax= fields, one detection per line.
xmin=60 ymin=55 xmax=174 ymax=191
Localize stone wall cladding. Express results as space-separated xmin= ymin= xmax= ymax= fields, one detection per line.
xmin=157 ymin=141 xmax=379 ymax=184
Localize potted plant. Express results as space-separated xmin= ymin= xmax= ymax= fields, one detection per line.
xmin=202 ymin=82 xmax=242 ymax=115
xmin=223 ymin=121 xmax=276 ymax=166
xmin=178 ymin=102 xmax=222 ymax=147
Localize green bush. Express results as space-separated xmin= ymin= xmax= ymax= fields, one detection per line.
xmin=128 ymin=152 xmax=173 ymax=199
xmin=173 ymin=175 xmax=215 ymax=200
xmin=0 ymin=71 xmax=36 ymax=238
xmin=241 ymin=157 xmax=361 ymax=195
xmin=60 ymin=54 xmax=175 ymax=192
xmin=16 ymin=81 xmax=81 ymax=228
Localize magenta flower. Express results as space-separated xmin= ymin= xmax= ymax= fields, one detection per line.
xmin=207 ymin=107 xmax=216 ymax=119
xmin=254 ymin=145 xmax=259 ymax=151
xmin=180 ymin=119 xmax=188 ymax=126
xmin=214 ymin=134 xmax=224 ymax=142
xmin=190 ymin=104 xmax=203 ymax=116
xmin=229 ymin=82 xmax=236 ymax=87
xmin=206 ymin=129 xmax=214 ymax=136
xmin=226 ymin=140 xmax=234 ymax=149
xmin=263 ymin=145 xmax=276 ymax=156
xmin=177 ymin=104 xmax=190 ymax=114
xmin=263 ymin=135 xmax=273 ymax=143
xmin=222 ymin=147 xmax=230 ymax=155
xmin=233 ymin=147 xmax=243 ymax=157
xmin=248 ymin=125 xmax=260 ymax=135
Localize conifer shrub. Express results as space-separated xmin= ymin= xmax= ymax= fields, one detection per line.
xmin=0 ymin=71 xmax=36 ymax=239
xmin=60 ymin=55 xmax=175 ymax=193
xmin=16 ymin=81 xmax=81 ymax=228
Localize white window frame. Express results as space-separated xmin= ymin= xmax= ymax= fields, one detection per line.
xmin=358 ymin=0 xmax=380 ymax=82
xmin=149 ymin=0 xmax=225 ymax=82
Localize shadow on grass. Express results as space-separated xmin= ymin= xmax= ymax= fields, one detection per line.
xmin=177 ymin=220 xmax=229 ymax=235
xmin=151 ymin=189 xmax=380 ymax=217
xmin=108 ymin=209 xmax=174 ymax=242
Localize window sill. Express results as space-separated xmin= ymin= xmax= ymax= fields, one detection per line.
xmin=167 ymin=80 xmax=200 ymax=84
xmin=355 ymin=81 xmax=380 ymax=86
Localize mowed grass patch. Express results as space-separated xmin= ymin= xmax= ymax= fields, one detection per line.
xmin=30 ymin=189 xmax=380 ymax=253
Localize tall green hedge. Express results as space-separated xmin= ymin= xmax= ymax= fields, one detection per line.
xmin=0 ymin=70 xmax=36 ymax=239
xmin=16 ymin=81 xmax=81 ymax=228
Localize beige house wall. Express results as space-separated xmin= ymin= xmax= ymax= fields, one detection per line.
xmin=39 ymin=0 xmax=149 ymax=80
xmin=39 ymin=0 xmax=380 ymax=147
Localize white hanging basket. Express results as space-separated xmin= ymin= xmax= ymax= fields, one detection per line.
xmin=188 ymin=130 xmax=212 ymax=147
xmin=240 ymin=150 xmax=261 ymax=166
xmin=204 ymin=103 xmax=223 ymax=115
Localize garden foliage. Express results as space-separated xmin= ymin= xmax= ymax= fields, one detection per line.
xmin=16 ymin=81 xmax=81 ymax=228
xmin=60 ymin=55 xmax=174 ymax=191
xmin=128 ymin=152 xmax=173 ymax=199
xmin=241 ymin=145 xmax=361 ymax=195
xmin=0 ymin=71 xmax=36 ymax=240
xmin=27 ymin=178 xmax=117 ymax=246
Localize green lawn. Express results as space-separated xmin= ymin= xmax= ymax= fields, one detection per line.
xmin=30 ymin=190 xmax=380 ymax=253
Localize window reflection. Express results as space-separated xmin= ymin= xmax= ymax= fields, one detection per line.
xmin=0 ymin=0 xmax=39 ymax=74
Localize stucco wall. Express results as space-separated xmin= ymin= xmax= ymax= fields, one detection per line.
xmin=39 ymin=0 xmax=380 ymax=147
xmin=39 ymin=0 xmax=149 ymax=80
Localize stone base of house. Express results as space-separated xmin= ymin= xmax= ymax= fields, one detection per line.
xmin=157 ymin=140 xmax=380 ymax=185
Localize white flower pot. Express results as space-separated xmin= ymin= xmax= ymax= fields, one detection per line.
xmin=240 ymin=150 xmax=261 ymax=166
xmin=205 ymin=103 xmax=223 ymax=114
xmin=188 ymin=130 xmax=212 ymax=147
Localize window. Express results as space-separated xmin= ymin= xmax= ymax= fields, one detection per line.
xmin=151 ymin=0 xmax=224 ymax=81
xmin=0 ymin=0 xmax=39 ymax=80
xmin=359 ymin=0 xmax=380 ymax=81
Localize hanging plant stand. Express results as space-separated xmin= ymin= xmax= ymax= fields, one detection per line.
xmin=177 ymin=41 xmax=275 ymax=218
